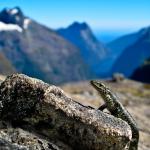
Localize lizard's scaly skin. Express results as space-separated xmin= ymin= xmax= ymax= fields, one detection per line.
xmin=91 ymin=80 xmax=139 ymax=150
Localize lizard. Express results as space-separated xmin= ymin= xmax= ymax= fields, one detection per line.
xmin=90 ymin=80 xmax=139 ymax=150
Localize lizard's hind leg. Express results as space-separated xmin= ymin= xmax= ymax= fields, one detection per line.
xmin=98 ymin=103 xmax=107 ymax=111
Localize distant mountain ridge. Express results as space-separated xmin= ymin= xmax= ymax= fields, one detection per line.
xmin=57 ymin=22 xmax=109 ymax=75
xmin=1 ymin=6 xmax=149 ymax=83
xmin=108 ymin=27 xmax=150 ymax=58
xmin=0 ymin=7 xmax=94 ymax=84
xmin=111 ymin=27 xmax=150 ymax=77
xmin=103 ymin=26 xmax=150 ymax=76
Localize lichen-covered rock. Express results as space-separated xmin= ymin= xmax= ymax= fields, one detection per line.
xmin=0 ymin=74 xmax=132 ymax=150
xmin=0 ymin=121 xmax=66 ymax=150
xmin=0 ymin=138 xmax=26 ymax=150
xmin=0 ymin=75 xmax=6 ymax=82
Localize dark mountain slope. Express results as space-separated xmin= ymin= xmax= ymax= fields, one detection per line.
xmin=57 ymin=22 xmax=109 ymax=75
xmin=131 ymin=57 xmax=150 ymax=83
xmin=0 ymin=7 xmax=93 ymax=84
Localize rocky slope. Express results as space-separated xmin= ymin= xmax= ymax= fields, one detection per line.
xmin=0 ymin=52 xmax=15 ymax=75
xmin=0 ymin=7 xmax=93 ymax=84
xmin=57 ymin=22 xmax=109 ymax=75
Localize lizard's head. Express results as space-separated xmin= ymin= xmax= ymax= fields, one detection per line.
xmin=90 ymin=80 xmax=106 ymax=92
xmin=90 ymin=80 xmax=116 ymax=109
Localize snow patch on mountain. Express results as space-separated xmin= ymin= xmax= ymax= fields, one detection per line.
xmin=0 ymin=21 xmax=22 ymax=32
xmin=10 ymin=8 xmax=18 ymax=15
xmin=23 ymin=18 xmax=31 ymax=29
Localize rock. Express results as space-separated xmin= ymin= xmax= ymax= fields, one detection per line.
xmin=0 ymin=74 xmax=132 ymax=150
xmin=0 ymin=137 xmax=26 ymax=150
xmin=0 ymin=121 xmax=64 ymax=150
xmin=112 ymin=73 xmax=125 ymax=82
xmin=62 ymin=79 xmax=150 ymax=150
xmin=0 ymin=121 xmax=66 ymax=150
xmin=0 ymin=75 xmax=6 ymax=83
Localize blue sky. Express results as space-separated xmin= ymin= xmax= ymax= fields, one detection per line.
xmin=0 ymin=0 xmax=150 ymax=33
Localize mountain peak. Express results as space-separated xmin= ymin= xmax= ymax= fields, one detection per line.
xmin=0 ymin=6 xmax=25 ymax=27
xmin=68 ymin=21 xmax=89 ymax=30
xmin=138 ymin=26 xmax=150 ymax=36
xmin=8 ymin=7 xmax=23 ymax=15
xmin=57 ymin=21 xmax=108 ymax=75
